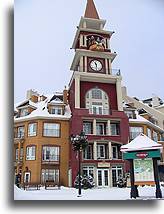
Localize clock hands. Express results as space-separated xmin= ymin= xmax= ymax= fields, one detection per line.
xmin=94 ymin=61 xmax=98 ymax=70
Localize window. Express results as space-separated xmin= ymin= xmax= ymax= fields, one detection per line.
xmin=20 ymin=148 xmax=23 ymax=160
xmin=125 ymin=110 xmax=134 ymax=119
xmin=83 ymin=122 xmax=92 ymax=134
xmin=83 ymin=145 xmax=93 ymax=159
xmin=85 ymin=88 xmax=109 ymax=115
xmin=42 ymin=146 xmax=59 ymax=162
xmin=28 ymin=123 xmax=37 ymax=136
xmin=50 ymin=107 xmax=63 ymax=115
xmin=20 ymin=108 xmax=29 ymax=117
xmin=91 ymin=89 xmax=102 ymax=99
xmin=97 ymin=145 xmax=105 ymax=159
xmin=92 ymin=103 xmax=103 ymax=115
xmin=17 ymin=126 xmax=24 ymax=138
xmin=130 ymin=127 xmax=143 ymax=140
xmin=153 ymin=131 xmax=158 ymax=142
xmin=15 ymin=148 xmax=18 ymax=160
xmin=96 ymin=123 xmax=106 ymax=135
xmin=112 ymin=146 xmax=118 ymax=159
xmin=26 ymin=146 xmax=36 ymax=160
xmin=82 ymin=166 xmax=94 ymax=178
xmin=147 ymin=128 xmax=151 ymax=139
xmin=41 ymin=169 xmax=59 ymax=183
xmin=111 ymin=123 xmax=120 ymax=135
xmin=43 ymin=123 xmax=60 ymax=137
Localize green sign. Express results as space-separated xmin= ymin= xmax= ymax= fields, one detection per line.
xmin=123 ymin=149 xmax=161 ymax=160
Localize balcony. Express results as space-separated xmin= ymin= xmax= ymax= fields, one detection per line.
xmin=14 ymin=158 xmax=24 ymax=167
xmin=14 ymin=132 xmax=25 ymax=144
xmin=88 ymin=108 xmax=110 ymax=115
xmin=75 ymin=66 xmax=121 ymax=76
xmin=42 ymin=155 xmax=60 ymax=165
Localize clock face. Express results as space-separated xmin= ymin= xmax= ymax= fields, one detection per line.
xmin=90 ymin=60 xmax=102 ymax=71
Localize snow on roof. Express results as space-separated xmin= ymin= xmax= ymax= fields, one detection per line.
xmin=129 ymin=111 xmax=164 ymax=132
xmin=49 ymin=98 xmax=64 ymax=104
xmin=129 ymin=111 xmax=148 ymax=123
xmin=121 ymin=133 xmax=163 ymax=152
xmin=14 ymin=93 xmax=71 ymax=121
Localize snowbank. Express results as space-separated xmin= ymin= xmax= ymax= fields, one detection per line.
xmin=14 ymin=185 xmax=164 ymax=200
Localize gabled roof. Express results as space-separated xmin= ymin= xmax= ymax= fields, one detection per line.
xmin=121 ymin=133 xmax=163 ymax=152
xmin=84 ymin=0 xmax=100 ymax=19
xmin=14 ymin=93 xmax=71 ymax=122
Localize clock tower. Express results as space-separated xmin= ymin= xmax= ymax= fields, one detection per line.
xmin=68 ymin=0 xmax=129 ymax=188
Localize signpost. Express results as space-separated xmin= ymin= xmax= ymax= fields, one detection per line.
xmin=121 ymin=134 xmax=163 ymax=199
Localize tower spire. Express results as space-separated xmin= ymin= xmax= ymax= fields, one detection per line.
xmin=84 ymin=0 xmax=100 ymax=19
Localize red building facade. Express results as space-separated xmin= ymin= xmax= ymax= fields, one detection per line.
xmin=68 ymin=0 xmax=129 ymax=187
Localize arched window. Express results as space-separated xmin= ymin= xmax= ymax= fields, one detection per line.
xmin=85 ymin=88 xmax=109 ymax=115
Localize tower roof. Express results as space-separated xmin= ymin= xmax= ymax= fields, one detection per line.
xmin=84 ymin=0 xmax=100 ymax=19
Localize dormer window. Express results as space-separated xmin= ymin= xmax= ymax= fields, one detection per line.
xmin=20 ymin=108 xmax=29 ymax=117
xmin=50 ymin=106 xmax=63 ymax=115
xmin=125 ymin=110 xmax=134 ymax=119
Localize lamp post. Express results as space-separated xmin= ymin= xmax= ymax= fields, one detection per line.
xmin=70 ymin=131 xmax=88 ymax=197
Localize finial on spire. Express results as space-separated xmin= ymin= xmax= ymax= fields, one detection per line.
xmin=84 ymin=0 xmax=100 ymax=19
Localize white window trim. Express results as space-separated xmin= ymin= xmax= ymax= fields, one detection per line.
xmin=43 ymin=123 xmax=60 ymax=137
xmin=28 ymin=123 xmax=37 ymax=136
xmin=97 ymin=145 xmax=105 ymax=159
xmin=26 ymin=146 xmax=36 ymax=160
xmin=42 ymin=146 xmax=59 ymax=162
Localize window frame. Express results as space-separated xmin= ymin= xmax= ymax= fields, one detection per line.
xmin=111 ymin=123 xmax=120 ymax=136
xmin=83 ymin=122 xmax=93 ymax=135
xmin=83 ymin=144 xmax=93 ymax=160
xmin=96 ymin=123 xmax=105 ymax=135
xmin=42 ymin=146 xmax=60 ymax=162
xmin=97 ymin=144 xmax=106 ymax=159
xmin=28 ymin=123 xmax=37 ymax=137
xmin=112 ymin=146 xmax=118 ymax=159
xmin=20 ymin=108 xmax=29 ymax=117
xmin=17 ymin=126 xmax=25 ymax=138
xmin=130 ymin=126 xmax=143 ymax=140
xmin=82 ymin=166 xmax=94 ymax=178
xmin=50 ymin=106 xmax=63 ymax=115
xmin=26 ymin=146 xmax=36 ymax=161
xmin=43 ymin=123 xmax=60 ymax=137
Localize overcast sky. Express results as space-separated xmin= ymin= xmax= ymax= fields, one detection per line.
xmin=14 ymin=0 xmax=164 ymax=103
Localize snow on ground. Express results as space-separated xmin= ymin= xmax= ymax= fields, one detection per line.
xmin=14 ymin=185 xmax=164 ymax=200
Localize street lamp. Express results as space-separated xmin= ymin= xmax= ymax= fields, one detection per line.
xmin=70 ymin=131 xmax=88 ymax=197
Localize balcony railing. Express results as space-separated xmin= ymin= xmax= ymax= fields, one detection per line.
xmin=14 ymin=131 xmax=25 ymax=139
xmin=74 ymin=66 xmax=121 ymax=76
xmin=42 ymin=155 xmax=60 ymax=163
xmin=88 ymin=108 xmax=110 ymax=115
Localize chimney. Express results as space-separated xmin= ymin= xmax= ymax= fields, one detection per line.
xmin=122 ymin=86 xmax=127 ymax=99
xmin=63 ymin=86 xmax=68 ymax=104
xmin=152 ymin=95 xmax=160 ymax=107
xmin=30 ymin=95 xmax=38 ymax=103
xmin=26 ymin=89 xmax=39 ymax=103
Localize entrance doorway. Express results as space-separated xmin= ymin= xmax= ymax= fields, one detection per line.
xmin=24 ymin=172 xmax=30 ymax=183
xmin=112 ymin=166 xmax=123 ymax=187
xmin=97 ymin=169 xmax=109 ymax=187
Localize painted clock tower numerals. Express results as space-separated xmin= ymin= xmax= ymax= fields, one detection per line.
xmin=90 ymin=60 xmax=103 ymax=72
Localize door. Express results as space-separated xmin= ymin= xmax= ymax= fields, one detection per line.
xmin=112 ymin=166 xmax=123 ymax=187
xmin=97 ymin=169 xmax=109 ymax=187
xmin=24 ymin=172 xmax=30 ymax=183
